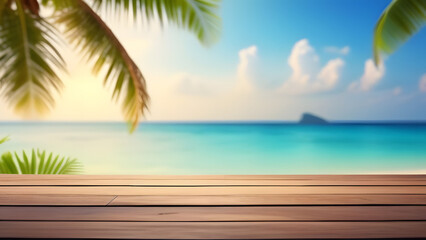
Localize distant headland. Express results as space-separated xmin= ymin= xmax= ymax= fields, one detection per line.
xmin=299 ymin=113 xmax=328 ymax=124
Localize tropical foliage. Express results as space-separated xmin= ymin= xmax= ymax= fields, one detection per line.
xmin=0 ymin=149 xmax=82 ymax=174
xmin=0 ymin=136 xmax=9 ymax=144
xmin=0 ymin=0 xmax=221 ymax=132
xmin=373 ymin=0 xmax=425 ymax=65
xmin=0 ymin=137 xmax=82 ymax=174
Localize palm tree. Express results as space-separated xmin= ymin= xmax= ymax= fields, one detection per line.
xmin=0 ymin=0 xmax=221 ymax=132
xmin=373 ymin=0 xmax=425 ymax=65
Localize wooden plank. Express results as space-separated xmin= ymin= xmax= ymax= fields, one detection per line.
xmin=1 ymin=174 xmax=425 ymax=180
xmin=111 ymin=194 xmax=426 ymax=205
xmin=1 ymin=179 xmax=426 ymax=186
xmin=2 ymin=194 xmax=425 ymax=206
xmin=1 ymin=206 xmax=426 ymax=221
xmin=1 ymin=186 xmax=426 ymax=195
xmin=0 ymin=194 xmax=115 ymax=206
xmin=1 ymin=221 xmax=426 ymax=239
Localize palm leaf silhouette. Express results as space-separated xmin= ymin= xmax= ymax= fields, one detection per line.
xmin=0 ymin=0 xmax=221 ymax=132
xmin=373 ymin=0 xmax=425 ymax=65
xmin=0 ymin=149 xmax=82 ymax=174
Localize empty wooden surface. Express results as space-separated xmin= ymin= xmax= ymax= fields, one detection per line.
xmin=3 ymin=186 xmax=426 ymax=195
xmin=2 ymin=221 xmax=426 ymax=239
xmin=1 ymin=175 xmax=426 ymax=239
xmin=2 ymin=206 xmax=426 ymax=221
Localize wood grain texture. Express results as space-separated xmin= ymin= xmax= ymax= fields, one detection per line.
xmin=110 ymin=194 xmax=426 ymax=205
xmin=2 ymin=194 xmax=426 ymax=206
xmin=1 ymin=206 xmax=426 ymax=221
xmin=1 ymin=179 xmax=426 ymax=186
xmin=1 ymin=174 xmax=425 ymax=180
xmin=2 ymin=175 xmax=426 ymax=239
xmin=0 ymin=194 xmax=115 ymax=206
xmin=1 ymin=186 xmax=426 ymax=195
xmin=1 ymin=221 xmax=426 ymax=239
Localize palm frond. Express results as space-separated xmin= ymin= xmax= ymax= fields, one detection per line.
xmin=92 ymin=0 xmax=221 ymax=46
xmin=52 ymin=0 xmax=148 ymax=132
xmin=0 ymin=0 xmax=11 ymax=23
xmin=0 ymin=136 xmax=10 ymax=145
xmin=0 ymin=149 xmax=82 ymax=174
xmin=373 ymin=0 xmax=426 ymax=65
xmin=0 ymin=2 xmax=65 ymax=116
xmin=40 ymin=0 xmax=75 ymax=11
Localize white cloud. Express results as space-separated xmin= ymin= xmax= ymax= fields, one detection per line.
xmin=393 ymin=87 xmax=402 ymax=96
xmin=325 ymin=46 xmax=350 ymax=55
xmin=316 ymin=58 xmax=345 ymax=90
xmin=419 ymin=74 xmax=426 ymax=92
xmin=236 ymin=45 xmax=258 ymax=93
xmin=349 ymin=59 xmax=385 ymax=92
xmin=288 ymin=39 xmax=315 ymax=86
xmin=280 ymin=39 xmax=344 ymax=94
xmin=170 ymin=73 xmax=212 ymax=96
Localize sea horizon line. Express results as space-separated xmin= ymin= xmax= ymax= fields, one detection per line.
xmin=1 ymin=120 xmax=426 ymax=125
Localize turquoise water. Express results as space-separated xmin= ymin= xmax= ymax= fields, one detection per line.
xmin=0 ymin=122 xmax=425 ymax=174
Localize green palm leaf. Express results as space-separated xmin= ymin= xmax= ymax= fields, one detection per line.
xmin=0 ymin=136 xmax=10 ymax=145
xmin=92 ymin=0 xmax=221 ymax=46
xmin=0 ymin=1 xmax=65 ymax=116
xmin=373 ymin=0 xmax=426 ymax=65
xmin=0 ymin=149 xmax=82 ymax=174
xmin=0 ymin=1 xmax=10 ymax=22
xmin=1 ymin=0 xmax=221 ymax=132
xmin=53 ymin=0 xmax=148 ymax=132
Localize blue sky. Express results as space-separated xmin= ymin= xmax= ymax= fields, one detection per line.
xmin=0 ymin=0 xmax=425 ymax=122
xmin=219 ymin=0 xmax=425 ymax=90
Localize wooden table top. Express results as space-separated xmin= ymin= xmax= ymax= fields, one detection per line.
xmin=1 ymin=174 xmax=426 ymax=239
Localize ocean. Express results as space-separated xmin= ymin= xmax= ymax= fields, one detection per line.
xmin=0 ymin=122 xmax=425 ymax=174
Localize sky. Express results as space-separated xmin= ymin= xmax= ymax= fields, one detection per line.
xmin=1 ymin=0 xmax=425 ymax=122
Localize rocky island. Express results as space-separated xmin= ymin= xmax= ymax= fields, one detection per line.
xmin=298 ymin=112 xmax=328 ymax=124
